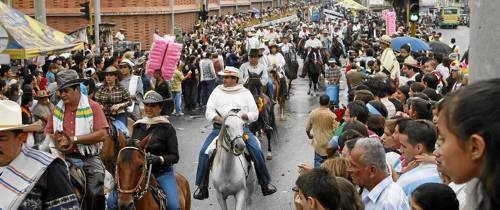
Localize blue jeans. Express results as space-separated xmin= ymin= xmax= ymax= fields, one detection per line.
xmin=325 ymin=84 xmax=340 ymax=105
xmin=201 ymin=79 xmax=216 ymax=106
xmin=107 ymin=166 xmax=180 ymax=210
xmin=314 ymin=153 xmax=327 ymax=168
xmin=173 ymin=91 xmax=182 ymax=113
xmin=267 ymin=80 xmax=274 ymax=100
xmin=195 ymin=124 xmax=272 ymax=186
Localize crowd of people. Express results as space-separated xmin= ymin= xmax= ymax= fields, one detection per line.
xmin=0 ymin=1 xmax=498 ymax=210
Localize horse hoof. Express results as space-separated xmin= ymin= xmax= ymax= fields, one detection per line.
xmin=266 ymin=152 xmax=273 ymax=160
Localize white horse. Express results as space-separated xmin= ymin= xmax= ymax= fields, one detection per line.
xmin=211 ymin=110 xmax=256 ymax=210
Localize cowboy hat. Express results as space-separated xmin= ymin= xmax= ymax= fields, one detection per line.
xmin=268 ymin=40 xmax=278 ymax=48
xmin=379 ymin=35 xmax=392 ymax=45
xmin=0 ymin=100 xmax=29 ymax=131
xmin=248 ymin=49 xmax=261 ymax=57
xmin=56 ymin=69 xmax=88 ymax=91
xmin=135 ymin=56 xmax=147 ymax=66
xmin=143 ymin=90 xmax=167 ymax=104
xmin=218 ymin=66 xmax=240 ymax=78
xmin=103 ymin=66 xmax=123 ymax=80
xmin=403 ymin=57 xmax=421 ymax=69
xmin=120 ymin=58 xmax=135 ymax=68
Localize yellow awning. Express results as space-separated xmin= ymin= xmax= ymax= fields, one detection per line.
xmin=336 ymin=0 xmax=368 ymax=10
xmin=0 ymin=2 xmax=83 ymax=59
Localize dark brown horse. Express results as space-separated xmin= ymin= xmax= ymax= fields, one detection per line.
xmin=115 ymin=135 xmax=191 ymax=210
xmin=245 ymin=72 xmax=277 ymax=160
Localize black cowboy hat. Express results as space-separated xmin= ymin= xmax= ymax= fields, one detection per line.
xmin=248 ymin=48 xmax=261 ymax=57
xmin=56 ymin=69 xmax=88 ymax=91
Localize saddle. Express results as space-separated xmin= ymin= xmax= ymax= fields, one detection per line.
xmin=66 ymin=159 xmax=86 ymax=200
xmin=150 ymin=182 xmax=168 ymax=210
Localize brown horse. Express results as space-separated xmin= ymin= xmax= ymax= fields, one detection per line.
xmin=100 ymin=117 xmax=134 ymax=176
xmin=269 ymin=68 xmax=288 ymax=120
xmin=115 ymin=135 xmax=191 ymax=210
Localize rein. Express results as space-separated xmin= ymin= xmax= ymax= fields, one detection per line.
xmin=115 ymin=146 xmax=154 ymax=200
xmin=219 ymin=114 xmax=244 ymax=155
xmin=218 ymin=114 xmax=250 ymax=178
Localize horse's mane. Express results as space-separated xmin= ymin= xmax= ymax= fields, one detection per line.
xmin=119 ymin=139 xmax=140 ymax=163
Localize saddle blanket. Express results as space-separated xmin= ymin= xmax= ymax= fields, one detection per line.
xmin=205 ymin=135 xmax=261 ymax=155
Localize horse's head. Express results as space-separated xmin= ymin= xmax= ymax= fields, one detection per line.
xmin=246 ymin=71 xmax=263 ymax=97
xmin=116 ymin=135 xmax=151 ymax=210
xmin=220 ymin=109 xmax=247 ymax=156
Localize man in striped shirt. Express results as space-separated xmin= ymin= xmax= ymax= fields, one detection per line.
xmin=397 ymin=120 xmax=442 ymax=197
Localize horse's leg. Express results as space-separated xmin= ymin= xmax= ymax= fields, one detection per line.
xmin=235 ymin=190 xmax=247 ymax=210
xmin=215 ymin=192 xmax=229 ymax=210
xmin=266 ymin=131 xmax=272 ymax=160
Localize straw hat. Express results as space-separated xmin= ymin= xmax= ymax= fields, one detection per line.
xmin=103 ymin=66 xmax=123 ymax=80
xmin=0 ymin=100 xmax=29 ymax=131
xmin=218 ymin=66 xmax=240 ymax=78
xmin=379 ymin=35 xmax=392 ymax=45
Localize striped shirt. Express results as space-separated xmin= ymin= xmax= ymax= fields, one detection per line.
xmin=396 ymin=163 xmax=443 ymax=197
xmin=362 ymin=176 xmax=410 ymax=210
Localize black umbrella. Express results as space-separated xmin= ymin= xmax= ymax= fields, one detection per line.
xmin=429 ymin=41 xmax=452 ymax=55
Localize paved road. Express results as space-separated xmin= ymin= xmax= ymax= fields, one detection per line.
xmin=436 ymin=25 xmax=470 ymax=53
xmin=170 ymin=63 xmax=322 ymax=209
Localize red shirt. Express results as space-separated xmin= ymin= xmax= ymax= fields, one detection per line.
xmin=45 ymin=99 xmax=108 ymax=153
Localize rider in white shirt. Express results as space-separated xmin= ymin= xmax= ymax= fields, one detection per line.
xmin=193 ymin=67 xmax=277 ymax=200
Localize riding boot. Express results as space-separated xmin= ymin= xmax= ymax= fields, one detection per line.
xmin=193 ymin=151 xmax=215 ymax=200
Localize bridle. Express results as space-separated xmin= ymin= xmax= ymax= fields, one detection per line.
xmin=115 ymin=146 xmax=153 ymax=200
xmin=220 ymin=114 xmax=245 ymax=156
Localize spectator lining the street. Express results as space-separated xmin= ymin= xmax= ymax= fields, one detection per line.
xmin=294 ymin=168 xmax=341 ymax=210
xmin=410 ymin=183 xmax=459 ymax=210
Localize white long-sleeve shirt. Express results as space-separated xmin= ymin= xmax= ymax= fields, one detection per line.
xmin=239 ymin=62 xmax=269 ymax=86
xmin=205 ymin=84 xmax=259 ymax=123
xmin=268 ymin=53 xmax=285 ymax=66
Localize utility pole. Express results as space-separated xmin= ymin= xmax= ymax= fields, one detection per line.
xmin=218 ymin=0 xmax=221 ymax=16
xmin=34 ymin=0 xmax=46 ymax=24
xmin=94 ymin=0 xmax=100 ymax=54
xmin=170 ymin=0 xmax=175 ymax=34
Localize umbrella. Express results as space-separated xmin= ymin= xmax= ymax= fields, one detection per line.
xmin=391 ymin=37 xmax=431 ymax=52
xmin=429 ymin=41 xmax=452 ymax=55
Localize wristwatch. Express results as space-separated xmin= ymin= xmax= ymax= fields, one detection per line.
xmin=73 ymin=136 xmax=78 ymax=144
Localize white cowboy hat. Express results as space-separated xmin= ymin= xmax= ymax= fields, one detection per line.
xmin=0 ymin=100 xmax=29 ymax=131
xmin=379 ymin=35 xmax=392 ymax=45
xmin=218 ymin=66 xmax=240 ymax=78
xmin=120 ymin=58 xmax=135 ymax=67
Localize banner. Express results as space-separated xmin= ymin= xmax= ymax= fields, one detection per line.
xmin=323 ymin=9 xmax=344 ymax=18
xmin=246 ymin=15 xmax=299 ymax=30
xmin=0 ymin=2 xmax=83 ymax=59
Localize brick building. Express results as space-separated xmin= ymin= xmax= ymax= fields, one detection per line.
xmin=7 ymin=0 xmax=286 ymax=48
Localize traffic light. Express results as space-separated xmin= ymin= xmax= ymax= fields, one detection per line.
xmin=409 ymin=0 xmax=419 ymax=22
xmin=80 ymin=1 xmax=90 ymax=20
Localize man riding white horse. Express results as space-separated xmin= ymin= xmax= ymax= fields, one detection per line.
xmin=194 ymin=66 xmax=277 ymax=200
